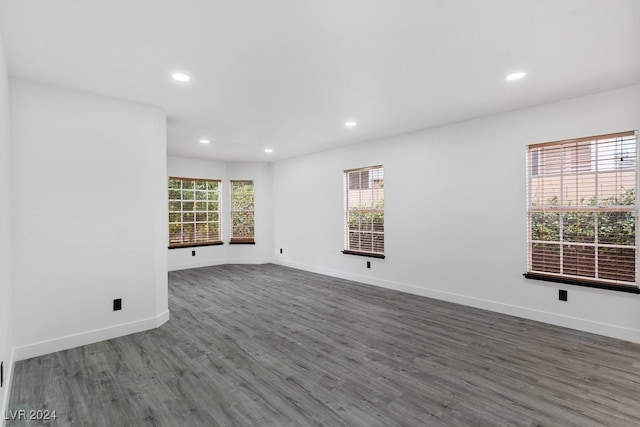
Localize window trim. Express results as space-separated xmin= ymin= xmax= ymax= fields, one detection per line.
xmin=523 ymin=272 xmax=640 ymax=294
xmin=524 ymin=131 xmax=639 ymax=293
xmin=168 ymin=176 xmax=222 ymax=249
xmin=229 ymin=179 xmax=255 ymax=244
xmin=341 ymin=249 xmax=386 ymax=259
xmin=343 ymin=165 xmax=385 ymax=258
xmin=168 ymin=241 xmax=224 ymax=250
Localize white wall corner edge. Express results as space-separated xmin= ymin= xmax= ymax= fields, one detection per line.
xmin=13 ymin=310 xmax=170 ymax=362
xmin=0 ymin=347 xmax=15 ymax=427
xmin=274 ymin=259 xmax=640 ymax=345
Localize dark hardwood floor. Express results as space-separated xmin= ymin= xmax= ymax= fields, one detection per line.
xmin=7 ymin=264 xmax=640 ymax=426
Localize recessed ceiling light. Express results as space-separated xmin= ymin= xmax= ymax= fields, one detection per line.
xmin=199 ymin=139 xmax=210 ymax=144
xmin=505 ymin=72 xmax=526 ymax=81
xmin=345 ymin=121 xmax=357 ymax=127
xmin=172 ymin=73 xmax=191 ymax=82
xmin=264 ymin=148 xmax=273 ymax=153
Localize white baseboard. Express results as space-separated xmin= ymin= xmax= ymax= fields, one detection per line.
xmin=274 ymin=259 xmax=640 ymax=344
xmin=168 ymin=259 xmax=228 ymax=271
xmin=225 ymin=258 xmax=271 ymax=265
xmin=0 ymin=348 xmax=15 ymax=427
xmin=169 ymin=258 xmax=271 ymax=272
xmin=13 ymin=310 xmax=170 ymax=361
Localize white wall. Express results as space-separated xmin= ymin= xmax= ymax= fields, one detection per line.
xmin=0 ymin=32 xmax=14 ymax=423
xmin=167 ymin=157 xmax=273 ymax=270
xmin=272 ymin=84 xmax=640 ymax=343
xmin=10 ymin=79 xmax=169 ymax=360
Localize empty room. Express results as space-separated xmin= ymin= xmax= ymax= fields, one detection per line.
xmin=1 ymin=0 xmax=640 ymax=426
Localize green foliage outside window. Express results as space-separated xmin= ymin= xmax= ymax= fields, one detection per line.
xmin=530 ymin=188 xmax=636 ymax=283
xmin=348 ymin=199 xmax=384 ymax=254
xmin=531 ymin=188 xmax=635 ymax=246
xmin=168 ymin=177 xmax=220 ymax=247
xmin=231 ymin=181 xmax=255 ymax=241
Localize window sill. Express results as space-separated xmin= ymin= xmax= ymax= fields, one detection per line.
xmin=168 ymin=241 xmax=224 ymax=249
xmin=523 ymin=272 xmax=640 ymax=294
xmin=342 ymin=250 xmax=385 ymax=259
xmin=229 ymin=240 xmax=256 ymax=245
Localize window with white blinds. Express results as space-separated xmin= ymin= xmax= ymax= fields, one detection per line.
xmin=168 ymin=177 xmax=221 ymax=248
xmin=230 ymin=180 xmax=255 ymax=244
xmin=343 ymin=165 xmax=385 ymax=258
xmin=525 ymin=131 xmax=639 ymax=293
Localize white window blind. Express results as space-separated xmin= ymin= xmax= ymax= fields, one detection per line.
xmin=230 ymin=180 xmax=255 ymax=243
xmin=168 ymin=177 xmax=221 ymax=248
xmin=343 ymin=165 xmax=385 ymax=258
xmin=526 ymin=131 xmax=638 ymax=292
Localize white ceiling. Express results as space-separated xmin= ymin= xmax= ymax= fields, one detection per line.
xmin=0 ymin=0 xmax=638 ymax=162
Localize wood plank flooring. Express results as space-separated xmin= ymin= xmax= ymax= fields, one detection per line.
xmin=6 ymin=264 xmax=640 ymax=426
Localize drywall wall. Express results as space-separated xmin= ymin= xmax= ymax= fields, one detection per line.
xmin=272 ymin=84 xmax=640 ymax=343
xmin=167 ymin=157 xmax=273 ymax=270
xmin=0 ymin=32 xmax=14 ymax=424
xmin=10 ymin=79 xmax=169 ymax=360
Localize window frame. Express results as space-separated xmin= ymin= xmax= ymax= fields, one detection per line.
xmin=524 ymin=131 xmax=639 ymax=294
xmin=229 ymin=180 xmax=255 ymax=244
xmin=342 ymin=165 xmax=385 ymax=259
xmin=168 ymin=176 xmax=222 ymax=249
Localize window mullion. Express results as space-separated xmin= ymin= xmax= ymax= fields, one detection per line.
xmin=636 ymin=131 xmax=640 ymax=285
xmin=559 ymin=146 xmax=564 ymax=275
xmin=594 ymin=139 xmax=600 ymax=280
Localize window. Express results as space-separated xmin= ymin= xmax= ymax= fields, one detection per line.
xmin=525 ymin=131 xmax=639 ymax=293
xmin=168 ymin=177 xmax=221 ymax=248
xmin=230 ymin=180 xmax=255 ymax=244
xmin=343 ymin=165 xmax=385 ymax=258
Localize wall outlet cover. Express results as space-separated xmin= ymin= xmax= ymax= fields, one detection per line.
xmin=559 ymin=290 xmax=568 ymax=301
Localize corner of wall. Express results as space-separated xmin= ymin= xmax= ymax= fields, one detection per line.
xmin=153 ymin=109 xmax=169 ymax=319
xmin=9 ymin=80 xmax=170 ymax=361
xmin=13 ymin=311 xmax=169 ymax=362
xmin=0 ymin=29 xmax=14 ymax=425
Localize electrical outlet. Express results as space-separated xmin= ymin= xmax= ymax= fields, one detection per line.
xmin=113 ymin=298 xmax=122 ymax=311
xmin=280 ymin=248 xmax=283 ymax=254
xmin=367 ymin=261 xmax=371 ymax=269
xmin=192 ymin=250 xmax=196 ymax=256
xmin=559 ymin=290 xmax=568 ymax=301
